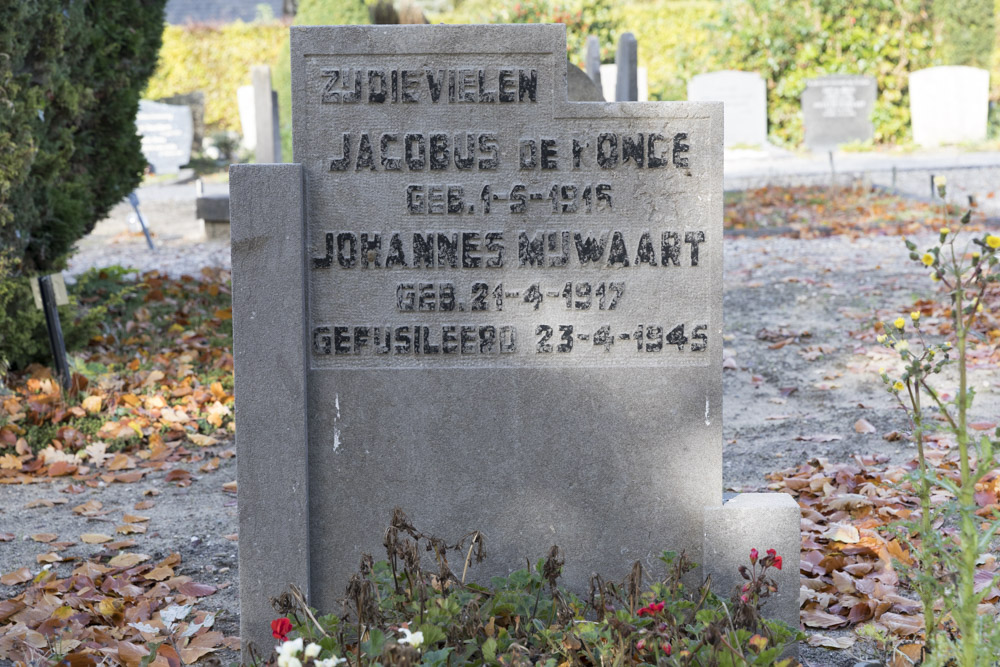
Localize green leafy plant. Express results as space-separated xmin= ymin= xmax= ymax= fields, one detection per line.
xmin=252 ymin=509 xmax=801 ymax=666
xmin=876 ymin=186 xmax=1000 ymax=665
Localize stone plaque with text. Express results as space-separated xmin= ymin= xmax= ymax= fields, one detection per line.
xmin=801 ymin=75 xmax=876 ymax=151
xmin=233 ymin=25 xmax=723 ymax=653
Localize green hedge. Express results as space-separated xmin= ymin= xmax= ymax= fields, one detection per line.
xmin=703 ymin=0 xmax=937 ymax=146
xmin=145 ymin=21 xmax=288 ymax=133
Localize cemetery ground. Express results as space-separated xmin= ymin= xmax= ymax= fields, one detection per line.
xmin=1 ymin=183 xmax=999 ymax=665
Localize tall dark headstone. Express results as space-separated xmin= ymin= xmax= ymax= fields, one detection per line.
xmin=585 ymin=35 xmax=602 ymax=89
xmin=615 ymin=32 xmax=638 ymax=102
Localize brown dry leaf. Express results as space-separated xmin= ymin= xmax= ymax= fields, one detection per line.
xmin=223 ymin=533 xmax=238 ymax=541
xmin=188 ymin=433 xmax=218 ymax=447
xmin=116 ymin=523 xmax=146 ymax=535
xmin=81 ymin=395 xmax=103 ymax=414
xmin=177 ymin=581 xmax=217 ymax=597
xmin=25 ymin=497 xmax=68 ymax=508
xmin=881 ymin=612 xmax=924 ymax=636
xmin=179 ymin=630 xmax=224 ymax=664
xmin=108 ymin=553 xmax=150 ymax=568
xmin=73 ymin=500 xmax=103 ymax=515
xmin=802 ymin=609 xmax=849 ymax=628
xmin=107 ymin=453 xmax=136 ymax=471
xmin=122 ymin=514 xmax=150 ymax=523
xmin=144 ymin=566 xmax=174 ymax=581
xmin=1 ymin=567 xmax=32 ymax=586
xmin=854 ymin=418 xmax=876 ymax=434
xmin=36 ymin=552 xmax=63 ymax=563
xmin=200 ymin=457 xmax=220 ymax=473
xmin=0 ymin=453 xmax=22 ymax=470
xmin=142 ymin=370 xmax=166 ymax=388
xmin=30 ymin=533 xmax=58 ymax=543
xmin=218 ymin=448 xmax=235 ymax=459
xmin=134 ymin=500 xmax=155 ymax=510
xmin=796 ymin=434 xmax=843 ymax=443
xmin=165 ymin=469 xmax=191 ymax=483
xmin=47 ymin=460 xmax=78 ymax=477
xmin=0 ymin=532 xmax=14 ymax=542
xmin=81 ymin=533 xmax=113 ymax=544
xmin=806 ymin=634 xmax=856 ymax=649
xmin=222 ymin=480 xmax=237 ymax=494
xmin=115 ymin=470 xmax=146 ymax=483
xmin=824 ymin=523 xmax=861 ymax=544
xmin=117 ymin=640 xmax=150 ymax=667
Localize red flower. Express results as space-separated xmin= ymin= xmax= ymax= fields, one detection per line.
xmin=650 ymin=601 xmax=664 ymax=613
xmin=773 ymin=555 xmax=783 ymax=570
xmin=271 ymin=617 xmax=292 ymax=641
xmin=766 ymin=548 xmax=777 ymax=558
xmin=661 ymin=642 xmax=672 ymax=656
xmin=637 ymin=601 xmax=665 ymax=617
xmin=636 ymin=639 xmax=646 ymax=651
xmin=749 ymin=548 xmax=758 ymax=564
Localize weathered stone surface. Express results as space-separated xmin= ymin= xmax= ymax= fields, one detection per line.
xmin=136 ymin=100 xmax=193 ymax=174
xmin=801 ymin=75 xmax=876 ymax=151
xmin=567 ymin=62 xmax=604 ymax=101
xmin=910 ymin=66 xmax=990 ymax=147
xmin=703 ymin=493 xmax=801 ymax=635
xmin=687 ymin=70 xmax=767 ymax=148
xmin=234 ymin=23 xmax=726 ymax=656
xmin=231 ymin=164 xmax=310 ymax=657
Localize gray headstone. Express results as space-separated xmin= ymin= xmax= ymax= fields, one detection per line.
xmin=599 ymin=64 xmax=649 ymax=103
xmin=135 ymin=100 xmax=193 ymax=174
xmin=615 ymin=32 xmax=638 ymax=102
xmin=231 ymin=23 xmax=797 ymax=658
xmin=909 ymin=66 xmax=990 ymax=147
xmin=156 ymin=91 xmax=206 ymax=152
xmin=801 ymin=75 xmax=877 ymax=151
xmin=687 ymin=70 xmax=768 ymax=148
xmin=252 ymin=65 xmax=283 ymax=163
xmin=567 ymin=62 xmax=605 ymax=101
xmin=585 ymin=35 xmax=602 ymax=88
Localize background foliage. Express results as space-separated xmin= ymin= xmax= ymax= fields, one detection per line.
xmin=145 ymin=20 xmax=288 ymax=134
xmin=0 ymin=0 xmax=166 ymax=277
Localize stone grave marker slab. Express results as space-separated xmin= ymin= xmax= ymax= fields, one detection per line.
xmin=687 ymin=70 xmax=767 ymax=148
xmin=231 ymin=24 xmax=797 ymax=658
xmin=910 ymin=66 xmax=990 ymax=147
xmin=135 ymin=100 xmax=193 ymax=174
xmin=801 ymin=74 xmax=876 ymax=151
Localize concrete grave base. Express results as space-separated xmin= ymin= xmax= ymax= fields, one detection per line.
xmin=196 ymin=193 xmax=230 ymax=240
xmin=703 ymin=493 xmax=801 ymax=639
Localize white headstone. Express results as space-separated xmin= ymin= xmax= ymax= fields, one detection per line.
xmin=687 ymin=71 xmax=768 ymax=148
xmin=909 ymin=66 xmax=990 ymax=147
xmin=237 ymin=85 xmax=257 ymax=150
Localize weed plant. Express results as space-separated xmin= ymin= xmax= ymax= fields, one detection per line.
xmin=243 ymin=509 xmax=801 ymax=667
xmin=877 ymin=184 xmax=1000 ymax=665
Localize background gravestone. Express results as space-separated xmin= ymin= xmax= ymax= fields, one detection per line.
xmin=801 ymin=75 xmax=876 ymax=151
xmin=599 ymin=64 xmax=649 ymax=102
xmin=909 ymin=66 xmax=990 ymax=147
xmin=567 ymin=62 xmax=604 ymax=101
xmin=687 ymin=70 xmax=767 ymax=148
xmin=135 ymin=100 xmax=193 ymax=174
xmin=156 ymin=91 xmax=206 ymax=152
xmin=231 ymin=24 xmax=796 ymax=658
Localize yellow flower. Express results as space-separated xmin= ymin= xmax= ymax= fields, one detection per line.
xmin=895 ymin=340 xmax=909 ymax=352
xmin=879 ymin=367 xmax=886 ymax=374
xmin=910 ymin=311 xmax=920 ymax=322
xmin=893 ymin=381 xmax=905 ymax=391
xmin=931 ymin=273 xmax=941 ymax=282
xmin=987 ymin=235 xmax=1000 ymax=249
xmin=940 ymin=227 xmax=950 ymax=235
xmin=894 ymin=317 xmax=905 ymax=329
xmin=921 ymin=253 xmax=934 ymax=266
xmin=877 ymin=334 xmax=887 ymax=343
xmin=973 ymin=252 xmax=981 ymax=261
xmin=977 ymin=303 xmax=984 ymax=313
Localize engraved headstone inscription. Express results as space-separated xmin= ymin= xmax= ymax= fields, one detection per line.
xmin=801 ymin=75 xmax=876 ymax=151
xmin=135 ymin=100 xmax=193 ymax=174
xmin=231 ymin=25 xmax=800 ymax=657
xmin=910 ymin=66 xmax=990 ymax=148
xmin=687 ymin=70 xmax=767 ymax=148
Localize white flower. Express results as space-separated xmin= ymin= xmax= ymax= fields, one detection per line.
xmin=304 ymin=643 xmax=321 ymax=659
xmin=398 ymin=627 xmax=424 ymax=648
xmin=278 ymin=637 xmax=304 ymax=659
xmin=277 ymin=657 xmax=302 ymax=667
xmin=316 ymin=658 xmax=347 ymax=667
